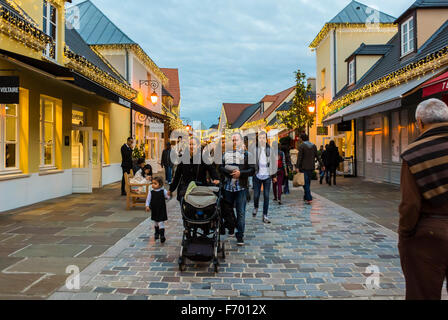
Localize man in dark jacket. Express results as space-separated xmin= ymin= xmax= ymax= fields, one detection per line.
xmin=161 ymin=142 xmax=174 ymax=184
xmin=121 ymin=137 xmax=134 ymax=195
xmin=296 ymin=133 xmax=322 ymax=205
xmin=399 ymin=98 xmax=448 ymax=300
xmin=220 ymin=132 xmax=255 ymax=246
xmin=169 ymin=138 xmax=219 ymax=202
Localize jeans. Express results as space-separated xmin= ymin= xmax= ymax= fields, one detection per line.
xmin=303 ymin=170 xmax=313 ymax=201
xmin=253 ymin=176 xmax=271 ymax=217
xmin=273 ymin=170 xmax=285 ymax=201
xmin=164 ymin=166 xmax=173 ymax=184
xmin=283 ymin=171 xmax=290 ymax=194
xmin=224 ymin=190 xmax=247 ymax=240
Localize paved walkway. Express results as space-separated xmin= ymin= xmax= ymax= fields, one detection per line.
xmin=50 ymin=187 xmax=409 ymax=300
xmin=0 ymin=184 xmax=147 ymax=299
xmin=312 ymin=177 xmax=401 ymax=232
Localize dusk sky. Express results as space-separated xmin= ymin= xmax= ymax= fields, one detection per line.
xmin=71 ymin=0 xmax=413 ymax=127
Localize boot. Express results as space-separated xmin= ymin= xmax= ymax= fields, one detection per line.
xmin=154 ymin=226 xmax=160 ymax=240
xmin=160 ymin=229 xmax=166 ymax=243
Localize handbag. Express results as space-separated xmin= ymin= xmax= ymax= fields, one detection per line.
xmin=293 ymin=172 xmax=305 ymax=187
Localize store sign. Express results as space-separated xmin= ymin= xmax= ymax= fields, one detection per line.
xmin=0 ymin=76 xmax=19 ymax=104
xmin=118 ymin=97 xmax=131 ymax=108
xmin=317 ymin=126 xmax=328 ymax=136
xmin=149 ymin=122 xmax=164 ymax=133
xmin=337 ymin=121 xmax=352 ymax=132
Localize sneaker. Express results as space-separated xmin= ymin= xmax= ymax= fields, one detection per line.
xmin=278 ymin=200 xmax=282 ymax=205
xmin=263 ymin=216 xmax=271 ymax=224
xmin=306 ymin=200 xmax=313 ymax=205
xmin=228 ymin=228 xmax=235 ymax=237
xmin=252 ymin=208 xmax=258 ymax=217
xmin=236 ymin=238 xmax=244 ymax=246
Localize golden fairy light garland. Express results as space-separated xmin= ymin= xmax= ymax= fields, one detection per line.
xmin=323 ymin=46 xmax=448 ymax=119
xmin=89 ymin=46 xmax=128 ymax=83
xmin=309 ymin=23 xmax=397 ymax=49
xmin=4 ymin=0 xmax=37 ymax=26
xmin=0 ymin=4 xmax=52 ymax=51
xmin=92 ymin=44 xmax=168 ymax=86
xmin=64 ymin=46 xmax=138 ymax=100
xmin=242 ymin=119 xmax=266 ymax=130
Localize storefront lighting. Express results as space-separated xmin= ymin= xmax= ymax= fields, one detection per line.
xmin=308 ymin=104 xmax=316 ymax=114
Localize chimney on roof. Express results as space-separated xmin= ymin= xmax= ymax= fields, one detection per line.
xmin=307 ymin=77 xmax=316 ymax=93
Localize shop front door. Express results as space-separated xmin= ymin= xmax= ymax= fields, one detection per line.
xmin=72 ymin=127 xmax=93 ymax=193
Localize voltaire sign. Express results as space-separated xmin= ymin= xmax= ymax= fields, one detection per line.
xmin=0 ymin=76 xmax=19 ymax=104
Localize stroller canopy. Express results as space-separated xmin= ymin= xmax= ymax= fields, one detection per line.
xmin=184 ymin=185 xmax=219 ymax=209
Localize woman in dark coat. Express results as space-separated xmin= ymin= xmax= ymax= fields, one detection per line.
xmin=169 ymin=138 xmax=220 ymax=202
xmin=324 ymin=140 xmax=341 ymax=186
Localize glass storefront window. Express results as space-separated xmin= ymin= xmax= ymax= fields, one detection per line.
xmin=40 ymin=98 xmax=55 ymax=168
xmin=1 ymin=104 xmax=18 ymax=170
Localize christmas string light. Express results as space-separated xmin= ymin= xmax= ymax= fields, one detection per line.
xmin=64 ymin=46 xmax=138 ymax=100
xmin=0 ymin=4 xmax=52 ymax=51
xmin=323 ymin=46 xmax=448 ymax=119
xmin=92 ymin=44 xmax=168 ymax=86
xmin=309 ymin=23 xmax=397 ymax=49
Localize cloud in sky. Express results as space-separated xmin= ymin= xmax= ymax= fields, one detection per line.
xmin=72 ymin=0 xmax=412 ymax=127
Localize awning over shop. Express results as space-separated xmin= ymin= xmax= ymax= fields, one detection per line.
xmin=422 ymin=71 xmax=448 ymax=98
xmin=323 ymin=72 xmax=436 ymax=126
xmin=0 ymin=48 xmax=167 ymax=121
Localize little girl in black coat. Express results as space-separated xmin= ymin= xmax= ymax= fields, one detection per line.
xmin=145 ymin=177 xmax=170 ymax=243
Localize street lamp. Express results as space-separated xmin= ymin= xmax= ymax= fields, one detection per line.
xmin=307 ymin=102 xmax=316 ymax=136
xmin=139 ymin=80 xmax=159 ymax=105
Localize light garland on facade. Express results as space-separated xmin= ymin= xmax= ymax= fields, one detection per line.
xmin=309 ymin=23 xmax=397 ymax=49
xmin=0 ymin=4 xmax=52 ymax=51
xmin=92 ymin=44 xmax=168 ymax=86
xmin=168 ymin=117 xmax=184 ymax=130
xmin=4 ymin=0 xmax=37 ymax=26
xmin=242 ymin=119 xmax=266 ymax=130
xmin=323 ymin=46 xmax=448 ymax=119
xmin=89 ymin=46 xmax=128 ymax=83
xmin=64 ymin=46 xmax=138 ymax=100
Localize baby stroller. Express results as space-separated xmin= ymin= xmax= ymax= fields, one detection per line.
xmin=178 ymin=183 xmax=225 ymax=273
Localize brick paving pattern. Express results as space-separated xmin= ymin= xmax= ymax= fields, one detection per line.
xmin=50 ymin=186 xmax=413 ymax=300
xmin=0 ymin=184 xmax=147 ymax=299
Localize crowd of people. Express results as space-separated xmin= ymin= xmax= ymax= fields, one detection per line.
xmin=121 ymin=130 xmax=344 ymax=247
xmin=119 ymin=98 xmax=448 ymax=300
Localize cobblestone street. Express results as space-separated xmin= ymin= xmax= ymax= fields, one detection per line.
xmin=50 ymin=185 xmax=412 ymax=300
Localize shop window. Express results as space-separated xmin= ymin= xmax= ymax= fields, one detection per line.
xmin=401 ymin=17 xmax=414 ymax=57
xmin=43 ymin=0 xmax=57 ymax=60
xmin=40 ymin=98 xmax=56 ymax=168
xmin=0 ymin=104 xmax=19 ymax=171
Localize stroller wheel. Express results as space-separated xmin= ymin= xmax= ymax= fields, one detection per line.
xmin=178 ymin=257 xmax=186 ymax=272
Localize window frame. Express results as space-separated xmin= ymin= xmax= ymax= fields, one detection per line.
xmin=0 ymin=104 xmax=20 ymax=173
xmin=98 ymin=111 xmax=109 ymax=165
xmin=40 ymin=97 xmax=56 ymax=170
xmin=43 ymin=0 xmax=58 ymax=61
xmin=348 ymin=59 xmax=356 ymax=85
xmin=401 ymin=16 xmax=415 ymax=57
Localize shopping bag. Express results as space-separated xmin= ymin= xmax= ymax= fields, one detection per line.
xmin=293 ymin=172 xmax=305 ymax=187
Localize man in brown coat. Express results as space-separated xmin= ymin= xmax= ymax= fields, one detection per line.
xmin=399 ymin=98 xmax=448 ymax=300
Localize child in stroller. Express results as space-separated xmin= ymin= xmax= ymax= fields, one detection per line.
xmin=178 ymin=182 xmax=227 ymax=272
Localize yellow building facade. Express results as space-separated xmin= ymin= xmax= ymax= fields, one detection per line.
xmin=309 ymin=1 xmax=397 ymax=173
xmin=0 ymin=0 xmax=136 ymax=211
